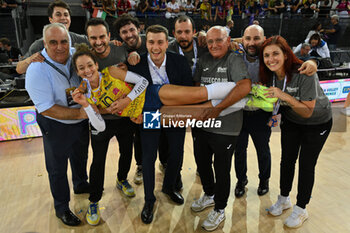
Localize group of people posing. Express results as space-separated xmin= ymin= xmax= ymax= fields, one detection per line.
xmin=23 ymin=0 xmax=332 ymax=231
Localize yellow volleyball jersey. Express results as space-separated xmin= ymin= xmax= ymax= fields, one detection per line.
xmin=87 ymin=67 xmax=145 ymax=118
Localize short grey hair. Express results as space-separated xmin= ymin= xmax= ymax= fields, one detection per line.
xmin=43 ymin=23 xmax=70 ymax=43
xmin=208 ymin=26 xmax=228 ymax=37
xmin=331 ymin=14 xmax=339 ymax=21
xmin=301 ymin=43 xmax=311 ymax=49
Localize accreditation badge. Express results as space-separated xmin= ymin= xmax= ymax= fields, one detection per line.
xmin=65 ymin=87 xmax=77 ymax=106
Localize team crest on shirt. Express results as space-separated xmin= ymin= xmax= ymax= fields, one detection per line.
xmin=217 ymin=67 xmax=227 ymax=73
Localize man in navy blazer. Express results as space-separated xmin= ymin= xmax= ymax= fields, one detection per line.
xmin=127 ymin=25 xmax=193 ymax=224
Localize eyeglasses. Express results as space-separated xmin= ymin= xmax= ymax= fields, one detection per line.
xmin=207 ymin=37 xmax=227 ymax=45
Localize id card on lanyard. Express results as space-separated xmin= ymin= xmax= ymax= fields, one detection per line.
xmin=268 ymin=75 xmax=286 ymax=127
xmin=43 ymin=56 xmax=77 ymax=106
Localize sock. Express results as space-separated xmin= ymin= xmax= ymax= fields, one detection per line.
xmin=214 ymin=208 xmax=225 ymax=213
xmin=206 ymin=194 xmax=214 ymax=199
xmin=205 ymin=82 xmax=236 ymax=100
xmin=280 ymin=195 xmax=289 ymax=202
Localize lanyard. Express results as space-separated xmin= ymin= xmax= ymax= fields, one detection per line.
xmin=147 ymin=55 xmax=170 ymax=84
xmin=272 ymin=74 xmax=287 ymax=116
xmin=42 ymin=54 xmax=73 ymax=86
xmin=178 ymin=39 xmax=197 ymax=77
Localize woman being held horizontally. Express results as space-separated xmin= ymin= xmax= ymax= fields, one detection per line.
xmin=261 ymin=36 xmax=332 ymax=228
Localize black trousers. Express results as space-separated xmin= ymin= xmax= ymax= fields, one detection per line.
xmin=280 ymin=117 xmax=332 ymax=208
xmin=132 ymin=122 xmax=142 ymax=166
xmin=235 ymin=110 xmax=272 ymax=182
xmin=140 ymin=127 xmax=185 ymax=203
xmin=89 ymin=118 xmax=133 ymax=203
xmin=194 ymin=129 xmax=237 ymax=210
xmin=36 ymin=114 xmax=89 ymax=214
xmin=158 ymin=129 xmax=172 ymax=165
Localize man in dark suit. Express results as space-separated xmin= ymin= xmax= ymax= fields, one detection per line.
xmin=126 ymin=25 xmax=193 ymax=224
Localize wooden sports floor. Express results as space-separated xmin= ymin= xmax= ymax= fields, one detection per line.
xmin=1 ymin=107 xmax=350 ymax=233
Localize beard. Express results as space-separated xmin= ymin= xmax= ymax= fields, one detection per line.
xmin=94 ymin=46 xmax=107 ymax=55
xmin=178 ymin=39 xmax=193 ymax=50
xmin=126 ymin=36 xmax=140 ymax=50
xmin=244 ymin=45 xmax=259 ymax=57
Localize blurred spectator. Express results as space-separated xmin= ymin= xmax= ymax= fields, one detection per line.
xmin=257 ymin=0 xmax=268 ymax=17
xmin=294 ymin=33 xmax=330 ymax=58
xmin=224 ymin=19 xmax=234 ymax=35
xmin=0 ymin=38 xmax=22 ymax=62
xmin=317 ymin=0 xmax=331 ymax=18
xmin=148 ymin=0 xmax=160 ymax=14
xmin=253 ymin=19 xmax=260 ymax=24
xmin=292 ymin=0 xmax=303 ymax=16
xmin=275 ymin=0 xmax=285 ymax=15
xmin=200 ymin=0 xmax=211 ymax=20
xmin=117 ymin=0 xmax=131 ymax=15
xmin=210 ymin=0 xmax=219 ymax=22
xmin=102 ymin=0 xmax=116 ymax=16
xmin=336 ymin=0 xmax=350 ymax=16
xmin=201 ymin=21 xmax=210 ymax=31
xmin=139 ymin=21 xmax=146 ymax=33
xmin=137 ymin=0 xmax=149 ymax=14
xmin=267 ymin=0 xmax=279 ymax=16
xmin=93 ymin=0 xmax=104 ymax=9
xmin=225 ymin=0 xmax=233 ymax=20
xmin=0 ymin=0 xmax=17 ymax=13
xmin=81 ymin=0 xmax=94 ymax=15
xmin=321 ymin=14 xmax=341 ymax=50
xmin=193 ymin=0 xmax=202 ymax=18
xmin=301 ymin=0 xmax=315 ymax=18
xmin=233 ymin=0 xmax=242 ymax=18
xmin=245 ymin=0 xmax=258 ymax=17
xmin=217 ymin=0 xmax=226 ymax=21
xmin=128 ymin=0 xmax=137 ymax=16
xmin=182 ymin=0 xmax=195 ymax=15
xmin=294 ymin=42 xmax=312 ymax=61
xmin=306 ymin=22 xmax=322 ymax=40
xmin=0 ymin=39 xmax=4 ymax=53
xmin=159 ymin=0 xmax=168 ymax=15
xmin=167 ymin=0 xmax=180 ymax=18
xmin=284 ymin=0 xmax=294 ymax=18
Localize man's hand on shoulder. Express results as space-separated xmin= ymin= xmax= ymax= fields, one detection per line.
xmin=298 ymin=59 xmax=317 ymax=76
xmin=111 ymin=40 xmax=123 ymax=46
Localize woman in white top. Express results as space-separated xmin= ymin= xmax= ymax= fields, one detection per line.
xmin=294 ymin=33 xmax=330 ymax=58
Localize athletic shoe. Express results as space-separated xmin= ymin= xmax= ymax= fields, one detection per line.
xmin=341 ymin=107 xmax=350 ymax=116
xmin=284 ymin=205 xmax=309 ymax=228
xmin=191 ymin=194 xmax=215 ymax=212
xmin=268 ymin=195 xmax=292 ymax=216
xmin=202 ymin=209 xmax=225 ymax=231
xmin=116 ymin=179 xmax=135 ymax=197
xmin=134 ymin=166 xmax=143 ymax=185
xmin=86 ymin=202 xmax=100 ymax=226
xmin=246 ymin=84 xmax=278 ymax=112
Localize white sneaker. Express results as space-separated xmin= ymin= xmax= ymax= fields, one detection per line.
xmin=341 ymin=107 xmax=350 ymax=116
xmin=268 ymin=195 xmax=292 ymax=216
xmin=191 ymin=194 xmax=215 ymax=212
xmin=202 ymin=209 xmax=225 ymax=231
xmin=134 ymin=166 xmax=143 ymax=184
xmin=284 ymin=205 xmax=309 ymax=228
